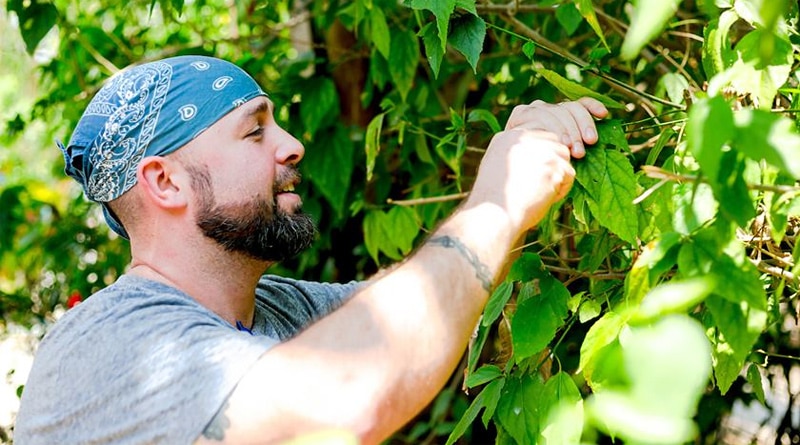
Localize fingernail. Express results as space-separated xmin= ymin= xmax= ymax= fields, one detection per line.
xmin=573 ymin=143 xmax=585 ymax=158
xmin=586 ymin=128 xmax=596 ymax=140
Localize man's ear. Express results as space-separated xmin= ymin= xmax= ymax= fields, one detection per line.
xmin=137 ymin=156 xmax=190 ymax=210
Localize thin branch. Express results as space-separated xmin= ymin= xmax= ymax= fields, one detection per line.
xmin=641 ymin=165 xmax=800 ymax=194
xmin=387 ymin=192 xmax=469 ymax=206
xmin=544 ymin=265 xmax=627 ymax=280
xmin=753 ymin=260 xmax=798 ymax=284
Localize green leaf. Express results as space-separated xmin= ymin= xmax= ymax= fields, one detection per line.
xmin=468 ymin=109 xmax=501 ymax=133
xmin=300 ymin=77 xmax=339 ymax=136
xmin=579 ymin=311 xmax=626 ymax=384
xmin=385 ymin=206 xmax=419 ymax=255
xmin=706 ymin=296 xmax=767 ymax=393
xmin=304 ymin=127 xmax=355 ymax=217
xmin=511 ymin=276 xmax=570 ymax=362
xmin=686 ymin=95 xmax=735 ymax=184
xmin=536 ymin=68 xmax=625 ymax=110
xmin=596 ymin=119 xmax=630 ymax=152
xmin=578 ymin=299 xmax=602 ymax=323
xmin=365 ymin=113 xmax=385 ymax=182
xmin=672 ymin=182 xmax=718 ymax=236
xmin=573 ymin=0 xmax=609 ymax=49
xmin=482 ymin=280 xmax=514 ymax=327
xmin=733 ymin=109 xmax=800 ymax=178
xmin=507 ymin=253 xmax=546 ymax=282
xmin=446 ymin=378 xmax=505 ymax=445
xmin=677 ymin=230 xmax=767 ymax=310
xmin=555 ymin=3 xmax=583 ymax=36
xmin=632 ymin=277 xmax=716 ymax=324
xmin=369 ymin=7 xmax=391 ymax=59
xmin=496 ymin=373 xmax=546 ymax=445
xmin=702 ymin=10 xmax=738 ymax=78
xmin=389 ymin=29 xmax=420 ymax=102
xmin=363 ymin=210 xmax=389 ymax=263
xmin=466 ymin=364 xmax=503 ymax=388
xmin=449 ymin=13 xmax=485 ymax=73
xmin=620 ymin=0 xmax=681 ymax=60
xmin=659 ymin=72 xmax=690 ymax=105
xmin=709 ymin=29 xmax=794 ymax=108
xmin=7 ymin=0 xmax=58 ymax=55
xmin=419 ymin=22 xmax=444 ymax=78
xmin=715 ymin=151 xmax=755 ymax=227
xmin=575 ymin=149 xmax=639 ymax=244
xmin=481 ymin=377 xmax=505 ymax=427
xmin=405 ymin=0 xmax=457 ymax=51
xmin=522 ymin=41 xmax=536 ymax=61
xmin=746 ymin=363 xmax=766 ymax=405
xmin=540 ymin=372 xmax=584 ymax=445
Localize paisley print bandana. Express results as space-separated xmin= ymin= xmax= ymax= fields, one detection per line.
xmin=58 ymin=55 xmax=267 ymax=238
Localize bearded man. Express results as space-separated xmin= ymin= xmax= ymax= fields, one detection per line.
xmin=14 ymin=55 xmax=607 ymax=444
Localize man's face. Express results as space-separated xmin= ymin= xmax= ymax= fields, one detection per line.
xmin=187 ymin=161 xmax=316 ymax=262
xmin=179 ymin=97 xmax=316 ymax=262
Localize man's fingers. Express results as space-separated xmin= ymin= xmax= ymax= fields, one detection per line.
xmin=577 ymin=97 xmax=610 ymax=119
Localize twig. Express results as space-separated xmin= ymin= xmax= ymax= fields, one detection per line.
xmin=544 ymin=265 xmax=627 ymax=280
xmin=753 ymin=260 xmax=798 ymax=284
xmin=641 ymin=166 xmax=800 ymax=194
xmin=387 ymin=192 xmax=469 ymax=206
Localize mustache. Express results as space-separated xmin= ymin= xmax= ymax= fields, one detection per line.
xmin=274 ymin=166 xmax=301 ymax=192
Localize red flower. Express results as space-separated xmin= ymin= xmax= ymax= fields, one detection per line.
xmin=67 ymin=291 xmax=83 ymax=309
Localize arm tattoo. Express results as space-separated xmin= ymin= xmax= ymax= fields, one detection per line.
xmin=429 ymin=235 xmax=493 ymax=291
xmin=202 ymin=399 xmax=231 ymax=441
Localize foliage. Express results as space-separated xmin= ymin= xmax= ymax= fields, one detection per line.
xmin=4 ymin=0 xmax=800 ymax=443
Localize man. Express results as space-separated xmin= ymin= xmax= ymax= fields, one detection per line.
xmin=14 ymin=55 xmax=607 ymax=444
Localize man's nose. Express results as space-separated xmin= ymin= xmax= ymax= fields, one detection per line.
xmin=275 ymin=127 xmax=305 ymax=166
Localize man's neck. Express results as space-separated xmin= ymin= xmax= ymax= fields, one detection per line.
xmin=128 ymin=243 xmax=269 ymax=329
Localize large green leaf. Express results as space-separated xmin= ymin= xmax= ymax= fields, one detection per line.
xmin=589 ymin=316 xmax=711 ymax=443
xmin=575 ymin=149 xmax=639 ymax=244
xmin=511 ymin=275 xmax=570 ymax=362
xmin=620 ymin=0 xmax=681 ymax=60
xmin=362 ymin=207 xmax=419 ymax=262
xmin=536 ymin=69 xmax=625 ymax=109
xmin=632 ymin=277 xmax=716 ymax=324
xmin=449 ymin=12 xmax=485 ymax=73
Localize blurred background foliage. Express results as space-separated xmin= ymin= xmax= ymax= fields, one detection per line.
xmin=2 ymin=0 xmax=800 ymax=443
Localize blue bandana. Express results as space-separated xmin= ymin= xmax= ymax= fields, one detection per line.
xmin=59 ymin=55 xmax=268 ymax=239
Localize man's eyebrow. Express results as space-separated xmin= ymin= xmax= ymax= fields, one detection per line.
xmin=245 ymin=100 xmax=271 ymax=119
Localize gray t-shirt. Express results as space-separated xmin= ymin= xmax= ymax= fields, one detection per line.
xmin=14 ymin=274 xmax=358 ymax=444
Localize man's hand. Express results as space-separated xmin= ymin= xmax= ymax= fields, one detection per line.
xmin=466 ymin=97 xmax=608 ymax=233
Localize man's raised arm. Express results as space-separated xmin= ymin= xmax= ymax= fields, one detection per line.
xmin=195 ymin=98 xmax=608 ymax=444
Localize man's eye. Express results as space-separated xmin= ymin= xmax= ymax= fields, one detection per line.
xmin=248 ymin=127 xmax=264 ymax=138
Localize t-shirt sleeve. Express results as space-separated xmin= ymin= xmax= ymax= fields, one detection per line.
xmin=14 ymin=276 xmax=276 ymax=445
xmin=253 ymin=275 xmax=362 ymax=340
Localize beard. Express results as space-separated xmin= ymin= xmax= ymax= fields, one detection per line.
xmin=187 ymin=163 xmax=317 ymax=262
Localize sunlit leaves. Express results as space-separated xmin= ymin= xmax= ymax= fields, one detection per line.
xmin=365 ymin=112 xmax=385 ymax=182
xmin=588 ymin=316 xmax=711 ymax=444
xmin=620 ymin=0 xmax=681 ymax=60
xmin=573 ymin=0 xmax=608 ymax=48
